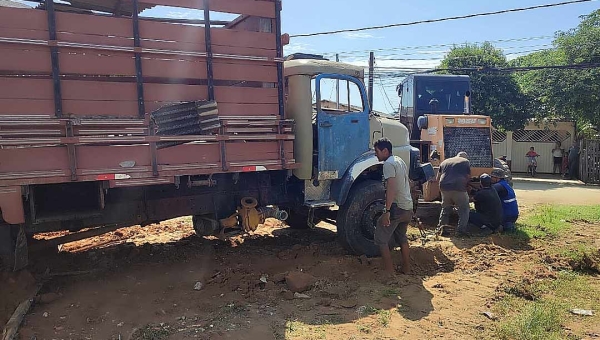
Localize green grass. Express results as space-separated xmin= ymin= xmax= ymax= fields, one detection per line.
xmin=497 ymin=300 xmax=564 ymax=340
xmin=516 ymin=205 xmax=600 ymax=239
xmin=380 ymin=287 xmax=400 ymax=299
xmin=377 ymin=309 xmax=392 ymax=327
xmin=495 ymin=271 xmax=600 ymax=340
xmin=284 ymin=320 xmax=327 ymax=340
xmin=130 ymin=324 xmax=172 ymax=340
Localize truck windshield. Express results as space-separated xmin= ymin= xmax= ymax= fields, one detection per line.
xmin=416 ymin=80 xmax=469 ymax=113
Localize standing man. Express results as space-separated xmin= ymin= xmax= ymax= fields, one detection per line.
xmin=491 ymin=168 xmax=519 ymax=232
xmin=437 ymin=151 xmax=471 ymax=236
xmin=567 ymin=141 xmax=580 ymax=180
xmin=373 ymin=138 xmax=413 ymax=275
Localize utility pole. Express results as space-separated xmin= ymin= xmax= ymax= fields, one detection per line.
xmin=336 ymin=53 xmax=340 ymax=109
xmin=368 ymin=52 xmax=374 ymax=111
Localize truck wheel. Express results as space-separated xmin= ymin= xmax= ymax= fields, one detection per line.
xmin=192 ymin=215 xmax=219 ymax=236
xmin=337 ymin=180 xmax=385 ymax=257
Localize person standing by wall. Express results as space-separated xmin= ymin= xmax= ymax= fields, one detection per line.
xmin=437 ymin=151 xmax=471 ymax=236
xmin=567 ymin=140 xmax=581 ymax=180
xmin=552 ymin=141 xmax=564 ymax=175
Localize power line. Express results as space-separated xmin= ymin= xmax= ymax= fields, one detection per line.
xmin=378 ymin=75 xmax=397 ymax=112
xmin=420 ymin=63 xmax=600 ymax=74
xmin=290 ymin=0 xmax=593 ymax=38
xmin=321 ymin=35 xmax=554 ymax=56
xmin=333 ymin=43 xmax=558 ymax=60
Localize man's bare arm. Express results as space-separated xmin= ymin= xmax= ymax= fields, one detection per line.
xmin=386 ymin=177 xmax=397 ymax=210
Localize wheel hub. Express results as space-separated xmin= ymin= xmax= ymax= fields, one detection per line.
xmin=360 ymin=199 xmax=385 ymax=240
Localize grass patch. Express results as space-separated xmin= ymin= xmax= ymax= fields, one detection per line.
xmin=497 ymin=300 xmax=563 ymax=340
xmin=380 ymin=287 xmax=400 ymax=298
xmin=495 ymin=271 xmax=600 ymax=340
xmin=285 ymin=320 xmax=327 ymax=340
xmin=130 ymin=324 xmax=172 ymax=340
xmin=356 ymin=305 xmax=379 ymax=317
xmin=517 ymin=205 xmax=600 ymax=239
xmin=356 ymin=324 xmax=372 ymax=334
xmin=377 ymin=309 xmax=392 ymax=327
xmin=559 ymin=245 xmax=600 ymax=274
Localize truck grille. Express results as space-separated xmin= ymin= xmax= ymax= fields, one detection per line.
xmin=443 ymin=127 xmax=493 ymax=168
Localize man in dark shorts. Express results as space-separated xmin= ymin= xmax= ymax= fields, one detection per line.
xmin=437 ymin=151 xmax=471 ymax=236
xmin=373 ymin=138 xmax=413 ymax=274
xmin=469 ymin=174 xmax=503 ymax=234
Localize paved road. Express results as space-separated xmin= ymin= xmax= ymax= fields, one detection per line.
xmin=513 ymin=177 xmax=600 ymax=205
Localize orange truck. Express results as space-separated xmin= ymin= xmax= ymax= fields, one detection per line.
xmin=397 ymin=74 xmax=494 ymax=201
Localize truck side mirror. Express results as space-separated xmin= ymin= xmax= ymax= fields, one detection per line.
xmin=396 ymin=84 xmax=403 ymax=97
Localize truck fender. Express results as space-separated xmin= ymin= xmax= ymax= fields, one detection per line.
xmin=0 ymin=187 xmax=25 ymax=225
xmin=332 ymin=151 xmax=381 ymax=207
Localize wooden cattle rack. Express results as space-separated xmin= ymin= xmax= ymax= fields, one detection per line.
xmin=0 ymin=0 xmax=295 ymax=192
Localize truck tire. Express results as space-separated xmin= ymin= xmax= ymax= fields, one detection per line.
xmin=336 ymin=180 xmax=385 ymax=257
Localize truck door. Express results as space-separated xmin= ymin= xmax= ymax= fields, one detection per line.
xmin=315 ymin=74 xmax=370 ymax=180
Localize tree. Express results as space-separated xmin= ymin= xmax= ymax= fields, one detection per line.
xmin=439 ymin=42 xmax=531 ymax=130
xmin=512 ymin=9 xmax=600 ymax=130
xmin=510 ymin=49 xmax=568 ymax=120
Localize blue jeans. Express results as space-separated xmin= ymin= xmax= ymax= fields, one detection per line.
xmin=469 ymin=211 xmax=500 ymax=231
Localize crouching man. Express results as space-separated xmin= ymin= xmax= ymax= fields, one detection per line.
xmin=491 ymin=168 xmax=519 ymax=232
xmin=373 ymin=138 xmax=413 ymax=275
xmin=469 ymin=174 xmax=503 ymax=234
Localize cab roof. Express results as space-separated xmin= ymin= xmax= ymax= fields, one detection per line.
xmin=284 ymin=59 xmax=364 ymax=79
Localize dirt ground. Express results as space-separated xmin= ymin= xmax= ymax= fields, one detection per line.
xmin=512 ymin=177 xmax=600 ymax=205
xmin=1 ymin=183 xmax=599 ymax=340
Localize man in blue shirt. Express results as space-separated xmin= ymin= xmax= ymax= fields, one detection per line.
xmin=491 ymin=168 xmax=519 ymax=232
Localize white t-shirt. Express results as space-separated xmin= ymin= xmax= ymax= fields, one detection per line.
xmin=552 ymin=148 xmax=563 ymax=157
xmin=383 ymin=156 xmax=413 ymax=211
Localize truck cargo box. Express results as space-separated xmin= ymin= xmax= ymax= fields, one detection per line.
xmin=0 ymin=0 xmax=294 ymax=196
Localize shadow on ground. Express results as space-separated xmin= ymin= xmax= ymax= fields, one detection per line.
xmin=14 ymin=222 xmax=457 ymax=340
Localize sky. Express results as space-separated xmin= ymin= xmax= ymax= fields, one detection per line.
xmin=280 ymin=0 xmax=599 ymax=113
xmin=17 ymin=0 xmax=599 ymax=114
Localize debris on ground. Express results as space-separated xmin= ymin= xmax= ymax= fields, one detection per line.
xmin=293 ymin=292 xmax=311 ymax=299
xmin=193 ymin=282 xmax=204 ymax=291
xmin=285 ymin=271 xmax=317 ymax=293
xmin=570 ymin=309 xmax=595 ymax=316
xmin=481 ymin=311 xmax=497 ymax=321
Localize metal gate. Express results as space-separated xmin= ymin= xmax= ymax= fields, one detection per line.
xmin=580 ymin=139 xmax=600 ymax=184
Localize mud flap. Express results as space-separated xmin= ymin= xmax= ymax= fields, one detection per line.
xmin=0 ymin=225 xmax=27 ymax=271
xmin=14 ymin=226 xmax=28 ymax=271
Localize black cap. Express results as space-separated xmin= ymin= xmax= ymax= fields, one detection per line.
xmin=480 ymin=173 xmax=492 ymax=187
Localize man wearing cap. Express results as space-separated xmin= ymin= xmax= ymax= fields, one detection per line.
xmin=437 ymin=151 xmax=471 ymax=236
xmin=469 ymin=173 xmax=503 ymax=234
xmin=491 ymin=168 xmax=519 ymax=232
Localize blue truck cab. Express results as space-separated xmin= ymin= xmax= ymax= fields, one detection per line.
xmin=283 ymin=58 xmax=433 ymax=256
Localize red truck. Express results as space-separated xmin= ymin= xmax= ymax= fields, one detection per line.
xmin=0 ymin=0 xmax=431 ymax=271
